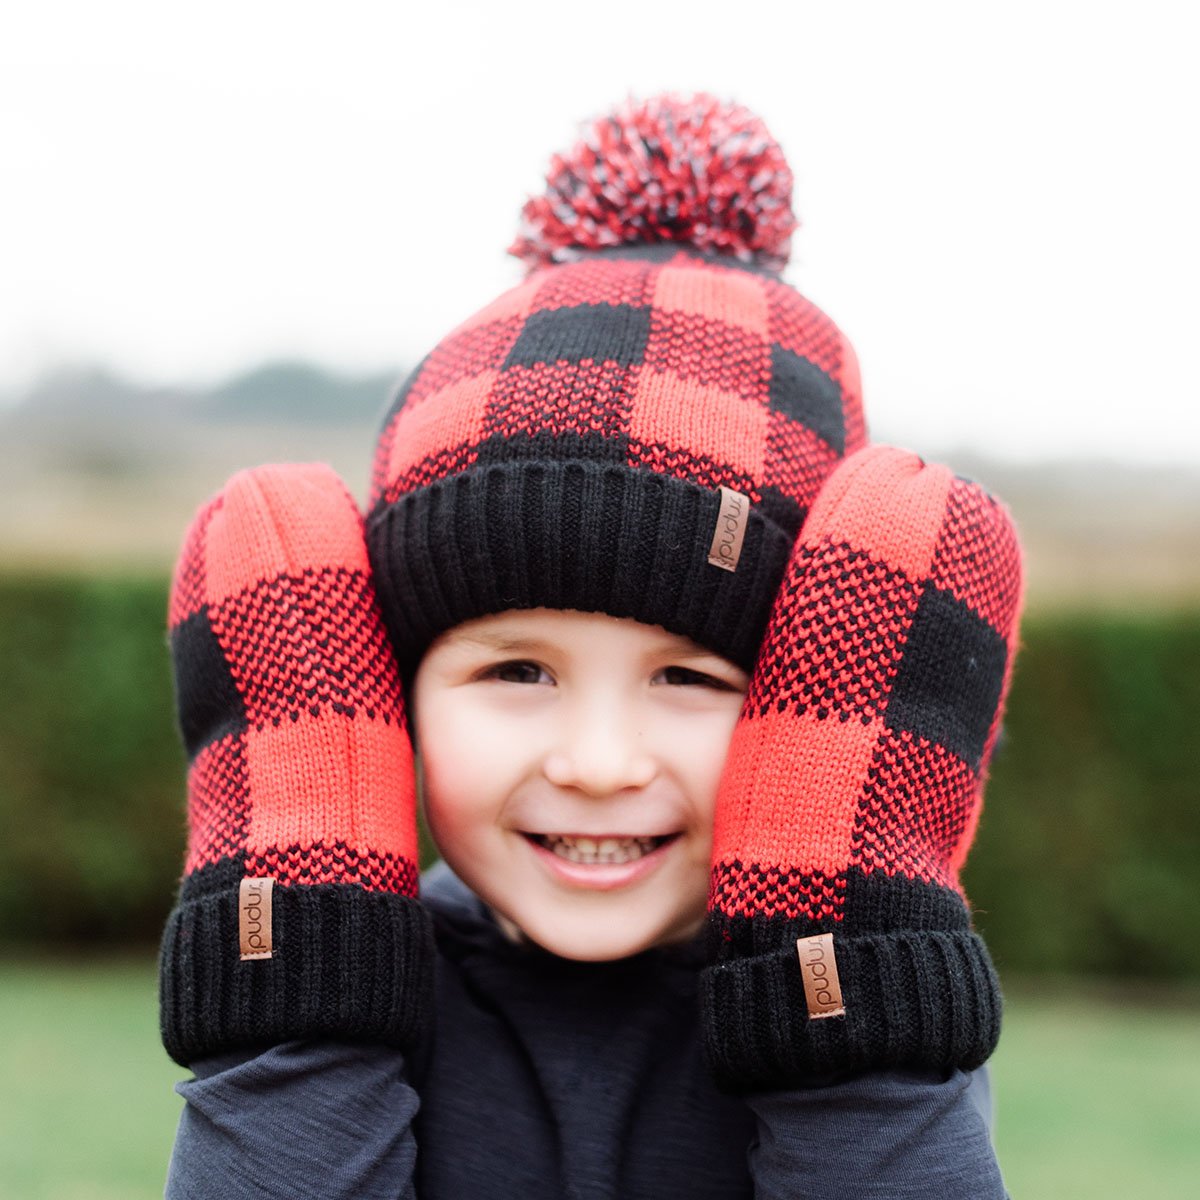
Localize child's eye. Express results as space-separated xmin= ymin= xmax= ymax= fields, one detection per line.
xmin=481 ymin=660 xmax=552 ymax=685
xmin=656 ymin=666 xmax=736 ymax=690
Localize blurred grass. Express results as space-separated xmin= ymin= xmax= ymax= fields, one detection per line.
xmin=991 ymin=978 xmax=1200 ymax=1198
xmin=0 ymin=960 xmax=181 ymax=1200
xmin=1 ymin=963 xmax=1198 ymax=1198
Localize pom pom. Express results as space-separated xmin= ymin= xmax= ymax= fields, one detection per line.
xmin=509 ymin=92 xmax=797 ymax=274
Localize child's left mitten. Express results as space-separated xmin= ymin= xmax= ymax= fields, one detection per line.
xmin=159 ymin=463 xmax=434 ymax=1068
xmin=702 ymin=445 xmax=1023 ymax=1090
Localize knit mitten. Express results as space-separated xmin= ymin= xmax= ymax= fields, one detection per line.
xmin=159 ymin=463 xmax=433 ymax=1067
xmin=702 ymin=444 xmax=1023 ymax=1090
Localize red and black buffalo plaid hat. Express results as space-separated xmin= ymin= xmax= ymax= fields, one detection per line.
xmin=367 ymin=93 xmax=868 ymax=677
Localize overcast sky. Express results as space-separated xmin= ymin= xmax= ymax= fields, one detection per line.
xmin=3 ymin=1 xmax=1198 ymax=464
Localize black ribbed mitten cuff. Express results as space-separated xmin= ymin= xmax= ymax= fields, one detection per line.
xmin=700 ymin=930 xmax=1002 ymax=1092
xmin=159 ymin=882 xmax=436 ymax=1068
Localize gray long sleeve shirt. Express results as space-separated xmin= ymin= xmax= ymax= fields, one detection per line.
xmin=166 ymin=864 xmax=1009 ymax=1198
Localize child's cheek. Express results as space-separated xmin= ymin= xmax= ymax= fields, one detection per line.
xmin=664 ymin=705 xmax=742 ymax=822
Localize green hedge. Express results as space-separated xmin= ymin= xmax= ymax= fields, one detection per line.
xmin=0 ymin=575 xmax=183 ymax=944
xmin=966 ymin=609 xmax=1200 ymax=981
xmin=1 ymin=574 xmax=1197 ymax=980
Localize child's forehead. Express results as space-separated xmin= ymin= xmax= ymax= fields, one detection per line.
xmin=441 ymin=607 xmax=725 ymax=659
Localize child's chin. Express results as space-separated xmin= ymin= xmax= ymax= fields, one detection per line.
xmin=514 ymin=910 xmax=703 ymax=963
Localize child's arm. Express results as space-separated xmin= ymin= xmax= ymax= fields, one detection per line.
xmin=166 ymin=1042 xmax=417 ymax=1200
xmin=160 ymin=464 xmax=433 ymax=1195
xmin=702 ymin=445 xmax=1020 ymax=1195
xmin=745 ymin=1067 xmax=1007 ymax=1198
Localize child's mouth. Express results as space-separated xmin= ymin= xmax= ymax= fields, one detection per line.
xmin=524 ymin=833 xmax=678 ymax=866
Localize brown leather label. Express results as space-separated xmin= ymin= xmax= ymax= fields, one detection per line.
xmin=239 ymin=877 xmax=274 ymax=960
xmin=796 ymin=933 xmax=845 ymax=1019
xmin=708 ymin=486 xmax=749 ymax=573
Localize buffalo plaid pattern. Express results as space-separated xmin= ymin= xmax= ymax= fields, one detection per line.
xmin=160 ymin=464 xmax=434 ymax=1067
xmin=367 ymin=246 xmax=866 ymax=676
xmin=168 ymin=465 xmax=419 ymax=899
xmin=371 ymin=249 xmax=862 ymax=519
xmin=702 ymin=445 xmax=1023 ymax=1088
xmin=711 ymin=445 xmax=1022 ymax=928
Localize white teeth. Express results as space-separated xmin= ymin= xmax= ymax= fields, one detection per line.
xmin=538 ymin=834 xmax=663 ymax=865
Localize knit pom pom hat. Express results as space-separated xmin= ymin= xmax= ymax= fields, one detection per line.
xmin=367 ymin=92 xmax=867 ymax=677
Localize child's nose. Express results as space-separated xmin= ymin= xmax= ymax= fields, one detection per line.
xmin=542 ymin=700 xmax=657 ymax=797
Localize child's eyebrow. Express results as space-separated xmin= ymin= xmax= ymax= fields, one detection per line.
xmin=457 ymin=632 xmax=550 ymax=653
xmin=462 ymin=632 xmax=708 ymax=656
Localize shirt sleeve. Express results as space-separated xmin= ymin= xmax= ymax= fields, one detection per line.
xmin=744 ymin=1065 xmax=1009 ymax=1200
xmin=164 ymin=1040 xmax=419 ymax=1200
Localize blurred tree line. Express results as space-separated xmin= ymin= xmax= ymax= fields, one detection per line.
xmin=1 ymin=574 xmax=1197 ymax=981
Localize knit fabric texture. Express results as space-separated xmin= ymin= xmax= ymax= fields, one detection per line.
xmin=366 ymin=244 xmax=866 ymax=677
xmin=509 ymin=92 xmax=798 ymax=273
xmin=159 ymin=464 xmax=434 ymax=1067
xmin=702 ymin=445 xmax=1024 ymax=1090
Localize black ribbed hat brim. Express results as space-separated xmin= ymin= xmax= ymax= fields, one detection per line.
xmin=367 ymin=459 xmax=797 ymax=678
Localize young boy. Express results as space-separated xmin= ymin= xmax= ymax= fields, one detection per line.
xmin=160 ymin=94 xmax=1018 ymax=1197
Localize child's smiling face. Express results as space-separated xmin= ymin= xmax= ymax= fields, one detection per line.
xmin=411 ymin=608 xmax=749 ymax=961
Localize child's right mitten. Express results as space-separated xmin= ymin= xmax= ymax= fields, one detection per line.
xmin=159 ymin=463 xmax=433 ymax=1067
xmin=703 ymin=444 xmax=1023 ymax=1090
